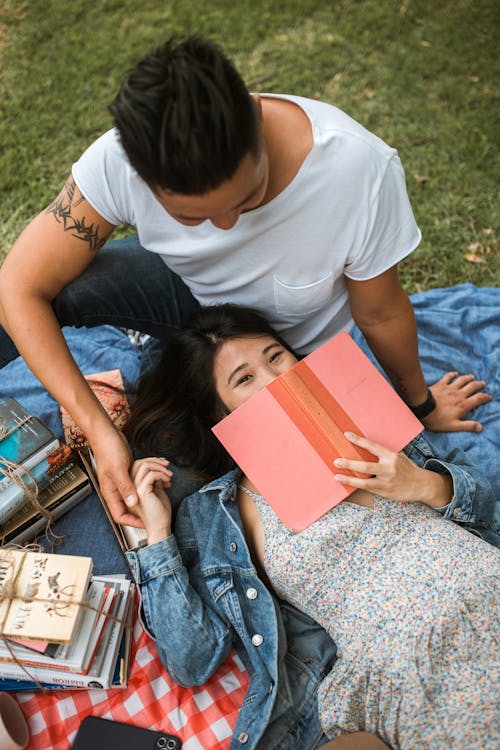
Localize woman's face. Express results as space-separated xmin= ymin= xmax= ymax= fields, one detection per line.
xmin=214 ymin=335 xmax=297 ymax=412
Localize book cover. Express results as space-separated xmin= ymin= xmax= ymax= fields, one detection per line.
xmin=0 ymin=549 xmax=93 ymax=643
xmin=0 ymin=398 xmax=59 ymax=491
xmin=0 ymin=444 xmax=73 ymax=526
xmin=61 ymin=370 xmax=130 ymax=449
xmin=1 ymin=460 xmax=90 ymax=544
xmin=212 ymin=332 xmax=423 ymax=531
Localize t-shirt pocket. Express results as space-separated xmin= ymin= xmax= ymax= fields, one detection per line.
xmin=274 ymin=271 xmax=334 ymax=320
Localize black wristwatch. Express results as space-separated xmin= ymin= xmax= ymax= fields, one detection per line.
xmin=409 ymin=387 xmax=437 ymax=419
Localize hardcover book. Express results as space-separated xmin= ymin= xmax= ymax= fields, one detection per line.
xmin=0 ymin=398 xmax=60 ymax=491
xmin=1 ymin=460 xmax=91 ymax=545
xmin=212 ymin=332 xmax=423 ymax=531
xmin=0 ymin=443 xmax=73 ymax=526
xmin=0 ymin=549 xmax=93 ymax=643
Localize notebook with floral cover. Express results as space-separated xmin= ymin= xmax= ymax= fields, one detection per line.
xmin=60 ymin=370 xmax=130 ymax=449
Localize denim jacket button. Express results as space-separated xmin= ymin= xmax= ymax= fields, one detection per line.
xmin=452 ymin=508 xmax=461 ymax=518
xmin=237 ymin=731 xmax=249 ymax=743
xmin=230 ymin=542 xmax=238 ymax=552
xmin=251 ymin=633 xmax=264 ymax=646
xmin=246 ymin=587 xmax=258 ymax=600
xmin=268 ymin=681 xmax=274 ymax=694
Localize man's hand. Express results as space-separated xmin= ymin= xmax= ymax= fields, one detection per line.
xmin=423 ymin=372 xmax=492 ymax=433
xmin=90 ymin=428 xmax=144 ymax=527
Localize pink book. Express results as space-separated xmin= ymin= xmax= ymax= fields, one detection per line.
xmin=212 ymin=332 xmax=423 ymax=531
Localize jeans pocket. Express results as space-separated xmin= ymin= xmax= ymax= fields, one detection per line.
xmin=274 ymin=272 xmax=334 ymax=321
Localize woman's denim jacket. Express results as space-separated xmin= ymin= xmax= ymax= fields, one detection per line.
xmin=127 ymin=435 xmax=497 ymax=750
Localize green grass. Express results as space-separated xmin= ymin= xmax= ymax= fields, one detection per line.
xmin=1 ymin=0 xmax=498 ymax=290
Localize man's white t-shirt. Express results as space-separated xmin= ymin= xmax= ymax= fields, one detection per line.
xmin=72 ymin=94 xmax=421 ymax=354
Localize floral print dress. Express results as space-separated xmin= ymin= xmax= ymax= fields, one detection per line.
xmin=252 ymin=494 xmax=500 ymax=749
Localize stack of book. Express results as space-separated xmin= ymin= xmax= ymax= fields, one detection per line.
xmin=0 ymin=548 xmax=134 ymax=690
xmin=0 ymin=397 xmax=91 ymax=543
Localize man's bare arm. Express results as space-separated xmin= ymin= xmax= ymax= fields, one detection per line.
xmin=0 ymin=175 xmax=142 ymax=524
xmin=346 ymin=267 xmax=491 ymax=432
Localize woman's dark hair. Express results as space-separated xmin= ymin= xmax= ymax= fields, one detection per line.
xmin=109 ymin=36 xmax=261 ymax=194
xmin=124 ymin=304 xmax=296 ymax=480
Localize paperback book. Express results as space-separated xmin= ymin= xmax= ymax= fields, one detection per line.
xmin=0 ymin=621 xmax=131 ymax=691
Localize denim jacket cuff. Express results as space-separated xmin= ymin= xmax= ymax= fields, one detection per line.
xmin=126 ymin=534 xmax=183 ymax=583
xmin=423 ymin=458 xmax=474 ymax=522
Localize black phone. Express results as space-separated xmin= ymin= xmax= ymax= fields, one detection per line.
xmin=72 ymin=716 xmax=182 ymax=750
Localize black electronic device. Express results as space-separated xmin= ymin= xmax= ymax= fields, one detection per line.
xmin=72 ymin=716 xmax=181 ymax=750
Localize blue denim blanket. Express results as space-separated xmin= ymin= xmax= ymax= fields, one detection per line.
xmin=0 ymin=284 xmax=498 ymax=573
xmin=353 ymin=283 xmax=499 ymax=498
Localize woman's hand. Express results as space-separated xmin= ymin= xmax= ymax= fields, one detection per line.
xmin=128 ymin=457 xmax=174 ymax=545
xmin=333 ymin=432 xmax=453 ymax=508
xmin=423 ymin=372 xmax=492 ymax=433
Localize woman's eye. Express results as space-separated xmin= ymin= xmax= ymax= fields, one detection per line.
xmin=270 ymin=351 xmax=283 ymax=363
xmin=236 ymin=374 xmax=252 ymax=386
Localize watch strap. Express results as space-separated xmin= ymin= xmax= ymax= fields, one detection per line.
xmin=409 ymin=387 xmax=437 ymax=419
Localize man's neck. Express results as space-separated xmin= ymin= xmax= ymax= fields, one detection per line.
xmin=259 ymin=95 xmax=313 ymax=205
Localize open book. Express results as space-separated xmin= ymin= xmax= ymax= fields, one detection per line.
xmin=212 ymin=332 xmax=423 ymax=531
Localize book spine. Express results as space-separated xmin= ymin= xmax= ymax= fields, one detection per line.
xmin=275 ymin=364 xmax=376 ymax=473
xmin=0 ymin=434 xmax=60 ymax=491
xmin=0 ymin=626 xmax=128 ymax=691
xmin=6 ymin=485 xmax=90 ymax=546
xmin=0 ymin=446 xmax=64 ymax=524
xmin=89 ymin=582 xmax=134 ymax=679
xmin=0 ymin=659 xmax=118 ymax=689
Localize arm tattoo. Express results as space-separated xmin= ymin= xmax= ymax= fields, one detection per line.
xmin=384 ymin=369 xmax=411 ymax=405
xmin=45 ymin=176 xmax=113 ymax=252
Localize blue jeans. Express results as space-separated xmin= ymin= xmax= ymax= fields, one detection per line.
xmin=0 ymin=236 xmax=200 ymax=367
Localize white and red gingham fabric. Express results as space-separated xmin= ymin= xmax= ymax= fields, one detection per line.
xmin=16 ymin=611 xmax=249 ymax=750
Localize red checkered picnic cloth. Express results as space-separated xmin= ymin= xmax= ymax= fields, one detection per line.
xmin=17 ymin=613 xmax=249 ymax=749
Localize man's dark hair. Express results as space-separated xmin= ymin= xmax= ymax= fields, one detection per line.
xmin=125 ymin=304 xmax=297 ymax=480
xmin=109 ymin=36 xmax=261 ymax=194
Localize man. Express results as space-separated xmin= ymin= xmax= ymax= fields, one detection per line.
xmin=0 ymin=36 xmax=489 ymax=527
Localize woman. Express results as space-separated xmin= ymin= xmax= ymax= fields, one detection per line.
xmin=124 ymin=305 xmax=499 ymax=750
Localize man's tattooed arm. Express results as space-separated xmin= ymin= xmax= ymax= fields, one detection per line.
xmin=45 ymin=176 xmax=113 ymax=252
